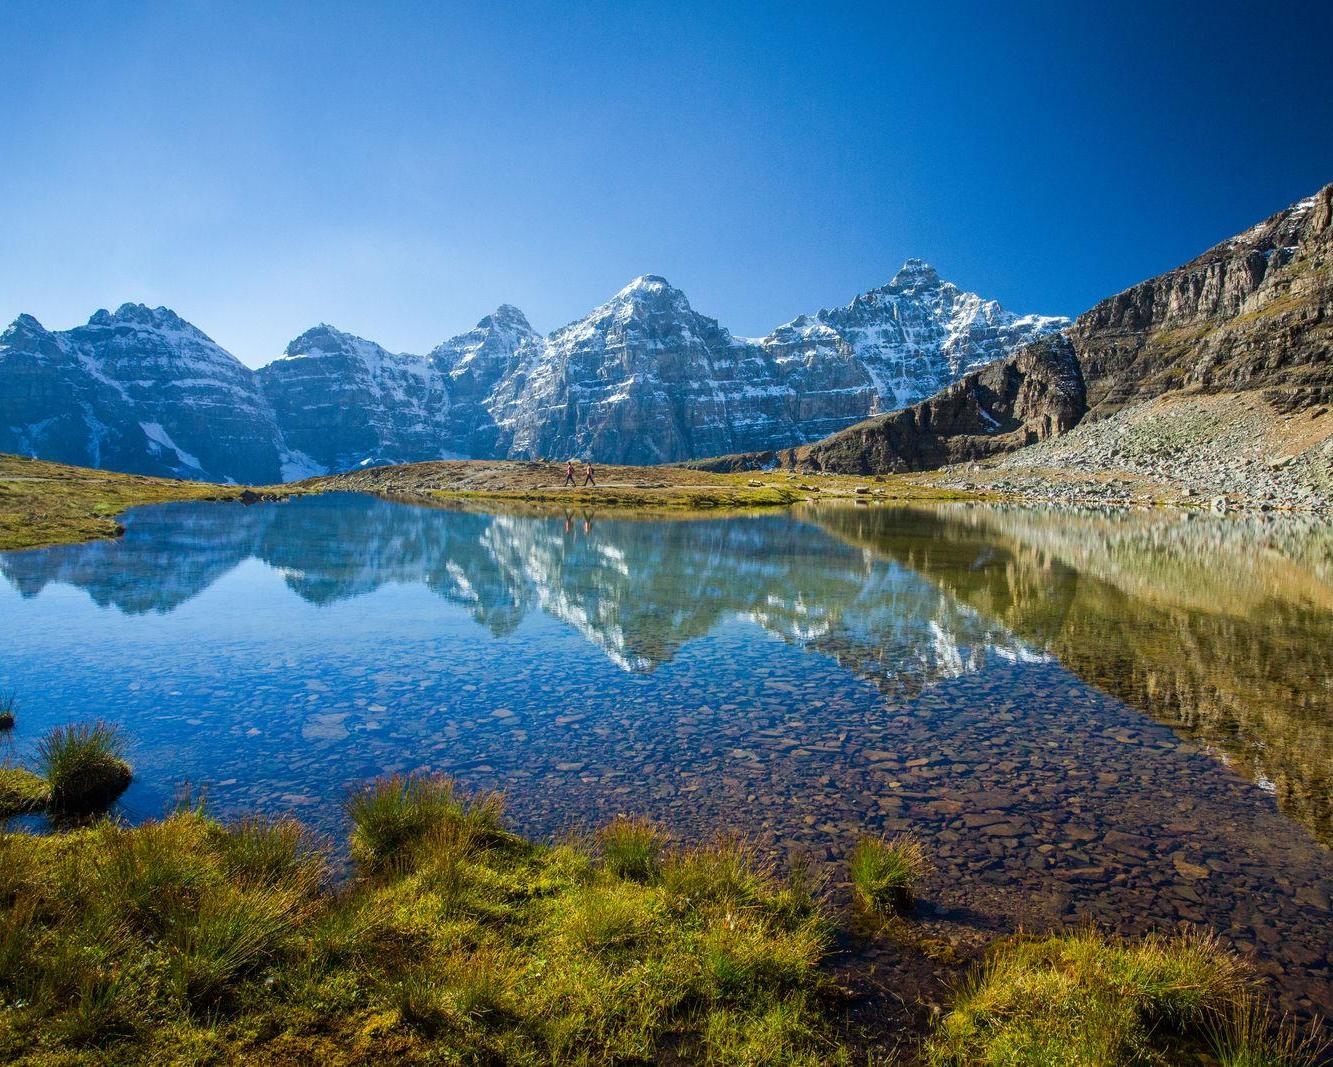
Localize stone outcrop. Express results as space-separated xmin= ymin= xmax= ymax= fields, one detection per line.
xmin=1072 ymin=183 xmax=1332 ymax=417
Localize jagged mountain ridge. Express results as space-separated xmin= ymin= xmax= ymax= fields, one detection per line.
xmin=0 ymin=263 xmax=1066 ymax=481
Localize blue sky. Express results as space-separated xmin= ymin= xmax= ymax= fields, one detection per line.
xmin=3 ymin=1 xmax=1330 ymax=367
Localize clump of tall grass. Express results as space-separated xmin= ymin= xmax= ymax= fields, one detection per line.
xmin=346 ymin=774 xmax=508 ymax=874
xmin=0 ymin=766 xmax=48 ymax=817
xmin=925 ymin=928 xmax=1275 ymax=1066
xmin=1208 ymin=993 xmax=1330 ymax=1067
xmin=596 ymin=815 xmax=666 ymax=882
xmin=0 ymin=691 xmax=15 ymax=731
xmin=211 ymin=814 xmax=327 ymax=892
xmin=849 ymin=832 xmax=928 ymax=916
xmin=37 ymin=721 xmax=132 ymax=814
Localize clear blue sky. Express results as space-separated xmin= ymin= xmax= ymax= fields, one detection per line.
xmin=3 ymin=1 xmax=1330 ymax=367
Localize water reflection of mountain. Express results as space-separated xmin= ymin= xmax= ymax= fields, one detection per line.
xmin=5 ymin=495 xmax=1328 ymax=844
xmin=0 ymin=494 xmax=1033 ymax=694
xmin=811 ymin=504 xmax=1333 ymax=847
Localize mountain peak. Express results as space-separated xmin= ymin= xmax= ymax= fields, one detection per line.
xmin=85 ymin=303 xmax=194 ymax=332
xmin=284 ymin=323 xmax=354 ymax=357
xmin=615 ymin=274 xmax=677 ymax=299
xmin=1 ymin=313 xmax=51 ymax=346
xmin=888 ymin=259 xmax=942 ymax=290
xmin=476 ymin=304 xmax=534 ymax=334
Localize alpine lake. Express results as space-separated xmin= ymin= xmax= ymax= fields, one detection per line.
xmin=2 ymin=492 xmax=1329 ymax=1021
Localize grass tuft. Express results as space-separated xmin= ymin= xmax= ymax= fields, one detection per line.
xmin=849 ymin=832 xmax=928 ymax=916
xmin=0 ymin=766 xmax=49 ymax=817
xmin=0 ymin=690 xmax=15 ymax=731
xmin=926 ymin=928 xmax=1257 ymax=1066
xmin=346 ymin=774 xmax=511 ymax=875
xmin=1208 ymin=993 xmax=1330 ymax=1067
xmin=597 ymin=815 xmax=666 ymax=882
xmin=37 ymin=721 xmax=133 ymax=814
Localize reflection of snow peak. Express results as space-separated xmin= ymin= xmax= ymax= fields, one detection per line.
xmin=0 ymin=495 xmax=1046 ymax=690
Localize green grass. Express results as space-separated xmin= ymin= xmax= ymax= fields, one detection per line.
xmin=0 ymin=691 xmax=14 ymax=731
xmin=0 ymin=745 xmax=1324 ymax=1064
xmin=0 ymin=773 xmax=850 ymax=1064
xmin=849 ymin=832 xmax=929 ymax=916
xmin=925 ymin=929 xmax=1322 ymax=1067
xmin=0 ymin=767 xmax=48 ymax=817
xmin=37 ymin=721 xmax=133 ymax=814
xmin=0 ymin=453 xmax=253 ymax=551
xmin=596 ymin=814 xmax=667 ymax=882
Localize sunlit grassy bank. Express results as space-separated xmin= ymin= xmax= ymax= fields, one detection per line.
xmin=0 ymin=454 xmax=252 ymax=551
xmin=1 ymin=767 xmax=1323 ymax=1065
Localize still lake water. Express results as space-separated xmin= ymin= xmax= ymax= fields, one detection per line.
xmin=2 ymin=494 xmax=1330 ymax=1014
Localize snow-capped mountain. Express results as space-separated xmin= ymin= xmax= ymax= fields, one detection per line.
xmin=257 ymin=324 xmax=453 ymax=478
xmin=0 ymin=264 xmax=1067 ymax=478
xmin=0 ymin=304 xmax=284 ymax=483
xmin=764 ymin=259 xmax=1068 ymax=416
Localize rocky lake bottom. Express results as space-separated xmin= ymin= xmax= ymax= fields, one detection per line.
xmin=1 ymin=493 xmax=1329 ymax=1023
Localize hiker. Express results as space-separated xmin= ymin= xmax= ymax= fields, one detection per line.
xmin=564 ymin=459 xmax=576 ymax=486
xmin=583 ymin=462 xmax=596 ymax=486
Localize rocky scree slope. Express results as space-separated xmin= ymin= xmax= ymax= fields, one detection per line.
xmin=797 ymin=182 xmax=1333 ymax=477
xmin=0 ymin=265 xmax=1064 ymax=480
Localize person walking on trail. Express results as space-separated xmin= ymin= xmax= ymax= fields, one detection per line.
xmin=564 ymin=459 xmax=577 ymax=486
xmin=583 ymin=462 xmax=597 ymax=486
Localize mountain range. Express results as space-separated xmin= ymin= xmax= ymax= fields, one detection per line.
xmin=0 ymin=263 xmax=1065 ymax=482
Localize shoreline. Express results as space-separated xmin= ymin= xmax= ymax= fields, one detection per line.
xmin=4 ymin=451 xmax=1327 ymax=558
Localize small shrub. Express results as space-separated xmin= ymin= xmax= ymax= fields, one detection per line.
xmin=0 ymin=691 xmax=15 ymax=730
xmin=597 ymin=815 xmax=666 ymax=882
xmin=0 ymin=766 xmax=49 ymax=817
xmin=849 ymin=833 xmax=928 ymax=916
xmin=38 ymin=721 xmax=133 ymax=814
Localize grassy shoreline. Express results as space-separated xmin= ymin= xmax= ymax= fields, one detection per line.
xmin=0 ymin=453 xmax=974 ymax=552
xmin=0 ymin=454 xmax=257 ymax=552
xmin=2 ymin=768 xmax=1321 ymax=1065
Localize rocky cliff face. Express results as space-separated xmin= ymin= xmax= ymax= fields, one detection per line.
xmin=0 ymin=305 xmax=284 ymax=483
xmin=1 ymin=265 xmax=1063 ymax=478
xmin=1073 ymin=183 xmax=1332 ymax=417
xmin=800 ymin=182 xmax=1333 ymax=474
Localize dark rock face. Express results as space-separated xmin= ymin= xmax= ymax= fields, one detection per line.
xmin=0 ymin=305 xmax=284 ymax=483
xmin=804 ymin=336 xmax=1085 ymax=473
xmin=800 ymin=183 xmax=1333 ymax=474
xmin=1073 ymin=183 xmax=1333 ymax=417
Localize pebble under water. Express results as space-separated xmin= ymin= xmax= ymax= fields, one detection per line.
xmin=1 ymin=493 xmax=1329 ymax=1017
